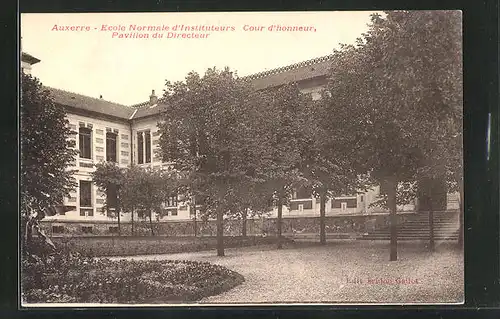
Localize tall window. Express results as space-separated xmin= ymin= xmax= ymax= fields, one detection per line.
xmin=138 ymin=132 xmax=144 ymax=164
xmin=79 ymin=127 xmax=92 ymax=159
xmin=145 ymin=131 xmax=151 ymax=163
xmin=106 ymin=132 xmax=117 ymax=162
xmin=80 ymin=181 xmax=92 ymax=207
xmin=137 ymin=130 xmax=151 ymax=164
xmin=106 ymin=184 xmax=118 ymax=217
xmin=79 ymin=180 xmax=93 ymax=217
xmin=107 ymin=184 xmax=118 ymax=209
xmin=166 ymin=194 xmax=177 ymax=207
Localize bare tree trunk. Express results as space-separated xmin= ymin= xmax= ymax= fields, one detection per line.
xmin=131 ymin=206 xmax=135 ymax=236
xmin=24 ymin=208 xmax=56 ymax=256
xmin=117 ymin=193 xmax=121 ymax=236
xmin=277 ymin=196 xmax=283 ymax=249
xmin=192 ymin=197 xmax=197 ymax=237
xmin=216 ymin=208 xmax=224 ymax=256
xmin=458 ymin=178 xmax=464 ymax=247
xmin=320 ymin=190 xmax=327 ymax=245
xmin=24 ymin=216 xmax=34 ymax=253
xmin=200 ymin=205 xmax=207 ymax=237
xmin=242 ymin=209 xmax=247 ymax=237
xmin=386 ymin=178 xmax=398 ymax=261
xmin=429 ymin=209 xmax=435 ymax=251
xmin=193 ymin=214 xmax=198 ymax=237
xmin=149 ymin=208 xmax=155 ymax=236
xmin=117 ymin=211 xmax=121 ymax=236
xmin=32 ymin=218 xmax=56 ymax=251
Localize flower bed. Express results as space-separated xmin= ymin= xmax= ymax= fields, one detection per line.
xmin=22 ymin=252 xmax=244 ymax=304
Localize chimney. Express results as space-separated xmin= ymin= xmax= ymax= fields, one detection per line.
xmin=149 ymin=90 xmax=158 ymax=106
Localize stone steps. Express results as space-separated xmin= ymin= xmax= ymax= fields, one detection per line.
xmin=359 ymin=212 xmax=460 ymax=241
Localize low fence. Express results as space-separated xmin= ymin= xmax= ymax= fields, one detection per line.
xmin=38 ymin=211 xmax=461 ymax=238
xmin=50 ymin=235 xmax=279 ymax=257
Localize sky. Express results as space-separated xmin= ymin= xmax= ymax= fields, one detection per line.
xmin=21 ymin=12 xmax=378 ymax=106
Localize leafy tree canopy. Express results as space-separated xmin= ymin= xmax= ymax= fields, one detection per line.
xmin=158 ymin=67 xmax=268 ymax=217
xmin=326 ymin=11 xmax=462 ymax=205
xmin=21 ymin=74 xmax=77 ymax=216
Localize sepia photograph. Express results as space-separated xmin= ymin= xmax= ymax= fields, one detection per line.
xmin=20 ymin=11 xmax=463 ymax=306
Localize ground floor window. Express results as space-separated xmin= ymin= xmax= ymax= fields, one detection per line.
xmin=107 ymin=184 xmax=118 ymax=209
xmin=332 ymin=198 xmax=357 ymax=209
xmin=79 ymin=180 xmax=94 ymax=216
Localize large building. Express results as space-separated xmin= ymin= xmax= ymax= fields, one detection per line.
xmin=21 ymin=52 xmax=40 ymax=75
xmin=22 ymin=52 xmax=460 ymax=231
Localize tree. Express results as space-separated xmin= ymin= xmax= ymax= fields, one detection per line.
xmin=225 ymin=176 xmax=273 ymax=237
xmin=299 ymin=94 xmax=370 ymax=245
xmin=118 ymin=165 xmax=144 ymax=235
xmin=129 ymin=166 xmax=174 ymax=236
xmin=376 ymin=11 xmax=462 ymax=251
xmin=21 ymin=74 xmax=77 ymax=256
xmin=257 ymin=84 xmax=307 ymax=249
xmin=158 ymin=68 xmax=264 ymax=256
xmin=415 ymin=111 xmax=462 ymax=250
xmin=447 ymin=123 xmax=463 ymax=247
xmin=173 ymin=170 xmax=201 ymax=236
xmin=91 ymin=162 xmax=125 ymax=235
xmin=326 ymin=11 xmax=462 ymax=260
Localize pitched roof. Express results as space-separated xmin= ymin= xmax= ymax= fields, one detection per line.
xmin=22 ymin=52 xmax=41 ymax=65
xmin=46 ymin=54 xmax=335 ymax=120
xmin=129 ymin=54 xmax=335 ymax=119
xmin=133 ymin=103 xmax=169 ymax=119
xmin=241 ymin=54 xmax=335 ymax=90
xmin=46 ymin=87 xmax=136 ymax=120
xmin=129 ymin=97 xmax=169 ymax=109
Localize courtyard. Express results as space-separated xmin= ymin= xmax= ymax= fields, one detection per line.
xmin=112 ymin=240 xmax=464 ymax=304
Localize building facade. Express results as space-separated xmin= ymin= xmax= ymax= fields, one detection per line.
xmin=23 ymin=52 xmax=460 ymax=230
xmin=21 ymin=52 xmax=40 ymax=75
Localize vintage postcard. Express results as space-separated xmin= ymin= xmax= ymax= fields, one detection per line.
xmin=20 ymin=11 xmax=463 ymax=306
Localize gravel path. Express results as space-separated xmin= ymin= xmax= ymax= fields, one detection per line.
xmin=110 ymin=240 xmax=463 ymax=304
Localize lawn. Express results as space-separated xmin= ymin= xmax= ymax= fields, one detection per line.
xmin=117 ymin=240 xmax=464 ymax=304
